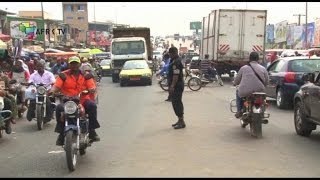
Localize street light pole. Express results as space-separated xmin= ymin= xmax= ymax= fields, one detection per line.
xmin=41 ymin=2 xmax=46 ymax=52
xmin=305 ymin=2 xmax=308 ymax=49
xmin=293 ymin=14 xmax=305 ymax=26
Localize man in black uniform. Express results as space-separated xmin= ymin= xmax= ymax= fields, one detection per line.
xmin=167 ymin=47 xmax=185 ymax=129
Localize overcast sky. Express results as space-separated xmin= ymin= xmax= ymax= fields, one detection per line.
xmin=1 ymin=2 xmax=319 ymax=36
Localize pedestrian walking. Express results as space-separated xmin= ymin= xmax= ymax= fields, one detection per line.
xmin=167 ymin=47 xmax=185 ymax=129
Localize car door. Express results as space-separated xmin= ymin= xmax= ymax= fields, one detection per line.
xmin=266 ymin=60 xmax=280 ymax=98
xmin=310 ymin=74 xmax=320 ymax=120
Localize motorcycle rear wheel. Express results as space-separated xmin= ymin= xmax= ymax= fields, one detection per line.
xmin=65 ymin=130 xmax=77 ymax=171
xmin=249 ymin=113 xmax=262 ymax=138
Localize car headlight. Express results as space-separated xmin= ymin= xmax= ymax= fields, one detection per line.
xmin=37 ymin=86 xmax=46 ymax=95
xmin=64 ymin=101 xmax=78 ymax=115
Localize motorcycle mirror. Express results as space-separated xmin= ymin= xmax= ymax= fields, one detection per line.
xmin=9 ymin=79 xmax=17 ymax=84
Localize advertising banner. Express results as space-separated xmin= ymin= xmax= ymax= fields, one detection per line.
xmin=266 ymin=24 xmax=274 ymax=44
xmin=275 ymin=21 xmax=288 ymax=43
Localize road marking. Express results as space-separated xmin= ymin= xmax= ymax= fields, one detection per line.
xmin=48 ymin=150 xmax=64 ymax=154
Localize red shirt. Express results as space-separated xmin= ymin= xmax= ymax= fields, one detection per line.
xmin=54 ymin=70 xmax=96 ymax=104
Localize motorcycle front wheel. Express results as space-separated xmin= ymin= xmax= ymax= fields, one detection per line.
xmin=36 ymin=105 xmax=44 ymax=130
xmin=216 ymin=75 xmax=224 ymax=86
xmin=187 ymin=77 xmax=202 ymax=91
xmin=65 ymin=130 xmax=78 ymax=171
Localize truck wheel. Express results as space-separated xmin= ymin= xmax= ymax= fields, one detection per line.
xmin=294 ymin=101 xmax=314 ymax=137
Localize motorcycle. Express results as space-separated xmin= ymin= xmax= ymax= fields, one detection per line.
xmin=230 ymin=92 xmax=270 ymax=138
xmin=187 ymin=67 xmax=223 ymax=91
xmin=157 ymin=68 xmax=195 ymax=91
xmin=26 ymin=83 xmax=55 ymax=130
xmin=61 ymin=90 xmax=93 ymax=171
xmin=0 ymin=95 xmax=13 ymax=138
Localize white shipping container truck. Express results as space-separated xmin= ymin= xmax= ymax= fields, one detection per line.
xmin=200 ymin=9 xmax=267 ymax=77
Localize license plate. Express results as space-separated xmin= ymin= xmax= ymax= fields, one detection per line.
xmin=130 ymin=77 xmax=140 ymax=81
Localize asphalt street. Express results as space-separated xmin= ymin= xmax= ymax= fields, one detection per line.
xmin=1 ymin=76 xmax=320 ymax=177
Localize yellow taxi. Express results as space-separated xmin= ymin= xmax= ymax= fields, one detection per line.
xmin=119 ymin=60 xmax=152 ymax=86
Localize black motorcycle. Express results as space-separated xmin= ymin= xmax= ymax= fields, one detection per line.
xmin=61 ymin=90 xmax=93 ymax=171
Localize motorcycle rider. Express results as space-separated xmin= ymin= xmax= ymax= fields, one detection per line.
xmin=233 ymin=52 xmax=269 ymax=118
xmin=0 ymin=80 xmax=14 ymax=134
xmin=26 ymin=60 xmax=55 ymax=122
xmin=48 ymin=56 xmax=100 ymax=146
xmin=8 ymin=60 xmax=30 ymax=116
xmin=0 ymin=70 xmax=17 ymax=124
xmin=51 ymin=58 xmax=67 ymax=75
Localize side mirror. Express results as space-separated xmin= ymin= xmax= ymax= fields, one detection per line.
xmin=302 ymin=73 xmax=314 ymax=83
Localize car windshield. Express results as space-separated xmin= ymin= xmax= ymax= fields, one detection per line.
xmin=100 ymin=60 xmax=111 ymax=66
xmin=288 ymin=59 xmax=320 ymax=72
xmin=122 ymin=61 xmax=149 ymax=70
xmin=112 ymin=41 xmax=145 ymax=55
xmin=192 ymin=56 xmax=199 ymax=60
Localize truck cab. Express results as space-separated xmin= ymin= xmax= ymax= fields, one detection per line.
xmin=111 ymin=37 xmax=148 ymax=82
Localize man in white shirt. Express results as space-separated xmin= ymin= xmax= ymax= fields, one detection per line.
xmin=26 ymin=60 xmax=56 ymax=122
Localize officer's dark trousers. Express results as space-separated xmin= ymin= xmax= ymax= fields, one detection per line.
xmin=172 ymin=87 xmax=184 ymax=118
xmin=54 ymin=99 xmax=100 ymax=134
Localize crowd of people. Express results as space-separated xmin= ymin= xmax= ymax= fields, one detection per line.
xmin=0 ymin=54 xmax=102 ymax=145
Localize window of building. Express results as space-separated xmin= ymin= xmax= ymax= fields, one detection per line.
xmin=78 ymin=5 xmax=85 ymax=11
xmin=65 ymin=5 xmax=73 ymax=12
xmin=66 ymin=17 xmax=73 ymax=20
xmin=78 ymin=17 xmax=85 ymax=20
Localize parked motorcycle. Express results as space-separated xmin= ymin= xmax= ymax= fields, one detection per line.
xmin=187 ymin=67 xmax=223 ymax=91
xmin=26 ymin=83 xmax=55 ymax=130
xmin=230 ymin=92 xmax=270 ymax=138
xmin=61 ymin=90 xmax=93 ymax=171
xmin=0 ymin=95 xmax=13 ymax=138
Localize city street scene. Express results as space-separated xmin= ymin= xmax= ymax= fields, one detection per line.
xmin=1 ymin=2 xmax=320 ymax=177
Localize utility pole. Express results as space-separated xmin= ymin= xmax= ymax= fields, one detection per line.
xmin=305 ymin=2 xmax=308 ymax=49
xmin=94 ymin=2 xmax=97 ymax=48
xmin=41 ymin=2 xmax=46 ymax=52
xmin=293 ymin=14 xmax=305 ymax=26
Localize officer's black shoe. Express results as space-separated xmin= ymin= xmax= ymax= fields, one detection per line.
xmin=165 ymin=99 xmax=172 ymax=102
xmin=56 ymin=134 xmax=64 ymax=146
xmin=173 ymin=123 xmax=186 ymax=129
xmin=89 ymin=130 xmax=100 ymax=142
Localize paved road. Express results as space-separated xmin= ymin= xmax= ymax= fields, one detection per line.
xmin=1 ymin=76 xmax=320 ymax=177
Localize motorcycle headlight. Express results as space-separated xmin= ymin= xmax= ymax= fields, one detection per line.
xmin=37 ymin=86 xmax=46 ymax=95
xmin=64 ymin=101 xmax=78 ymax=115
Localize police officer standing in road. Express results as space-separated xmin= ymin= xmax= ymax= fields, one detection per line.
xmin=167 ymin=47 xmax=185 ymax=129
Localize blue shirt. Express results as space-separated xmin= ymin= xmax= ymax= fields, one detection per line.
xmin=159 ymin=58 xmax=170 ymax=75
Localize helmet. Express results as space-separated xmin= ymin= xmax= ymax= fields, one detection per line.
xmin=68 ymin=56 xmax=81 ymax=63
